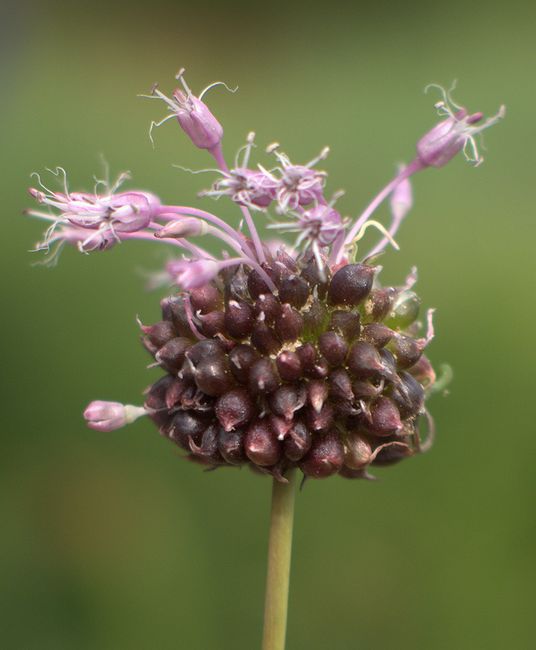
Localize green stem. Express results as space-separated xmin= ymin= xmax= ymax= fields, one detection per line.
xmin=262 ymin=470 xmax=297 ymax=650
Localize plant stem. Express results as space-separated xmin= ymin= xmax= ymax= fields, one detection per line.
xmin=262 ymin=470 xmax=297 ymax=650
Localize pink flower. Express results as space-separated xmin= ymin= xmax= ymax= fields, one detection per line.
xmin=167 ymin=258 xmax=221 ymax=289
xmin=28 ymin=168 xmax=160 ymax=233
xmin=84 ymin=401 xmax=146 ymax=432
xmin=417 ymin=84 xmax=505 ymax=167
xmin=147 ymin=69 xmax=225 ymax=151
xmin=266 ymin=144 xmax=329 ymax=212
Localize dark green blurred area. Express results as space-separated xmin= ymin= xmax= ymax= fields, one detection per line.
xmin=1 ymin=0 xmax=535 ymax=648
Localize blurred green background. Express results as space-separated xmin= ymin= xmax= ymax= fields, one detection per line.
xmin=2 ymin=0 xmax=535 ymax=648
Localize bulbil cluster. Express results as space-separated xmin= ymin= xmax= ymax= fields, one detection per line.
xmin=142 ymin=253 xmax=434 ymax=480
xmin=26 ymin=73 xmax=503 ymax=483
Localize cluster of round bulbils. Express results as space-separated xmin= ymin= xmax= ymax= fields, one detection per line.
xmin=142 ymin=253 xmax=435 ymax=481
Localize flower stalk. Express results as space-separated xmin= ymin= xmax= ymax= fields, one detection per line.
xmin=262 ymin=471 xmax=297 ymax=650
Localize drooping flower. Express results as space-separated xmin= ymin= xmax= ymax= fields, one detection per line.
xmin=417 ymin=83 xmax=505 ymax=167
xmin=144 ymin=68 xmax=226 ymax=155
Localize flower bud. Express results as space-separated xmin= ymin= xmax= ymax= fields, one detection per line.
xmin=245 ymin=419 xmax=282 ymax=466
xmin=416 ymin=101 xmax=505 ymax=168
xmin=299 ymin=430 xmax=344 ymax=478
xmin=84 ymin=401 xmax=146 ymax=432
xmin=318 ymin=331 xmax=348 ymax=367
xmin=247 ymin=266 xmax=276 ymax=299
xmin=284 ymin=421 xmax=312 ymax=461
xmin=228 ymin=344 xmax=261 ymax=383
xmin=215 ymin=388 xmax=256 ymax=431
xmin=224 ymin=300 xmax=255 ymax=339
xmin=249 ymin=358 xmax=280 ymax=394
xmin=168 ymin=259 xmax=221 ymax=290
xmin=154 ymin=217 xmax=208 ymax=239
xmin=328 ymin=264 xmax=375 ymax=307
xmin=276 ymin=350 xmax=303 ymax=382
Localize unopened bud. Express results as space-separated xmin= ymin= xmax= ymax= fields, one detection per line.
xmin=84 ymin=400 xmax=146 ymax=432
xmin=154 ymin=218 xmax=208 ymax=239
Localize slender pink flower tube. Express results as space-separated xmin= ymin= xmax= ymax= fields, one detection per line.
xmin=84 ymin=401 xmax=147 ymax=432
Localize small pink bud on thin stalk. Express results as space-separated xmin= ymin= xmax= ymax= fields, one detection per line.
xmin=154 ymin=217 xmax=209 ymax=239
xmin=366 ymin=167 xmax=413 ymax=259
xmin=84 ymin=401 xmax=147 ymax=432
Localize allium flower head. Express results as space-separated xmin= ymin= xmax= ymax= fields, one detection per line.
xmin=25 ymin=75 xmax=504 ymax=482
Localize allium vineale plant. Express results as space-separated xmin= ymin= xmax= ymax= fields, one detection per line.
xmin=26 ymin=72 xmax=504 ymax=483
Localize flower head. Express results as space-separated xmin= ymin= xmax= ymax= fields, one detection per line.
xmin=24 ymin=73 xmax=505 ymax=483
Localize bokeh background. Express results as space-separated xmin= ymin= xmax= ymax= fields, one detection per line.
xmin=2 ymin=0 xmax=535 ymax=648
